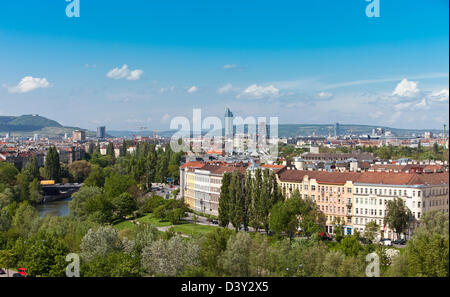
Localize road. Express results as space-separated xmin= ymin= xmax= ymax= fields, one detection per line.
xmin=146 ymin=183 xmax=180 ymax=200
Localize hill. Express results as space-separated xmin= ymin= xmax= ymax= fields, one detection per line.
xmin=0 ymin=114 xmax=89 ymax=138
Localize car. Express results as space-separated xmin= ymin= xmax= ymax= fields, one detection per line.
xmin=358 ymin=237 xmax=373 ymax=245
xmin=0 ymin=268 xmax=6 ymax=275
xmin=393 ymin=238 xmax=406 ymax=245
xmin=318 ymin=232 xmax=333 ymax=241
xmin=211 ymin=220 xmax=219 ymax=225
xmin=380 ymin=238 xmax=392 ymax=246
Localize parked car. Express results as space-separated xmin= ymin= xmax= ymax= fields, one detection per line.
xmin=17 ymin=268 xmax=27 ymax=276
xmin=318 ymin=232 xmax=333 ymax=241
xmin=211 ymin=220 xmax=219 ymax=225
xmin=0 ymin=268 xmax=6 ymax=275
xmin=380 ymin=238 xmax=392 ymax=246
xmin=358 ymin=237 xmax=373 ymax=245
xmin=393 ymin=238 xmax=406 ymax=245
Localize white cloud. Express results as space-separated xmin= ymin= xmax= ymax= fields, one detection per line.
xmin=218 ymin=83 xmax=233 ymax=94
xmin=238 ymin=84 xmax=280 ymax=99
xmin=187 ymin=86 xmax=198 ymax=93
xmin=8 ymin=76 xmax=50 ymax=94
xmin=316 ymin=91 xmax=333 ymax=99
xmin=161 ymin=113 xmax=171 ymax=124
xmin=106 ymin=64 xmax=143 ymax=80
xmin=126 ymin=69 xmax=144 ymax=81
xmin=223 ymin=64 xmax=237 ymax=69
xmin=392 ymin=78 xmax=420 ymax=97
xmin=413 ymin=98 xmax=429 ymax=110
xmin=429 ymin=89 xmax=449 ymax=102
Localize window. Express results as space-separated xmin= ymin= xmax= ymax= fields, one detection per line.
xmin=418 ymin=201 xmax=421 ymax=208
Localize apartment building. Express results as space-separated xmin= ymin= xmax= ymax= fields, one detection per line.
xmin=353 ymin=172 xmax=449 ymax=239
xmin=277 ymin=168 xmax=449 ymax=238
xmin=180 ymin=161 xmax=247 ymax=216
xmin=277 ymin=169 xmax=358 ymax=235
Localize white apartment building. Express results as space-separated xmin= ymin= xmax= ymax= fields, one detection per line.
xmin=353 ymin=172 xmax=449 ymax=239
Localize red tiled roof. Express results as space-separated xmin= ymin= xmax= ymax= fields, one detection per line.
xmin=277 ymin=168 xmax=449 ymax=186
xmin=261 ymin=164 xmax=285 ymax=169
xmin=180 ymin=161 xmax=205 ymax=169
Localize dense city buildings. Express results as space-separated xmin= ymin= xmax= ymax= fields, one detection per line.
xmin=72 ymin=130 xmax=86 ymax=142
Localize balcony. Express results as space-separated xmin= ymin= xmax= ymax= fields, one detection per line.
xmin=346 ymin=201 xmax=352 ymax=207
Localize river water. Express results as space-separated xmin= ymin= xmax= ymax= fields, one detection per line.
xmin=36 ymin=197 xmax=72 ymax=217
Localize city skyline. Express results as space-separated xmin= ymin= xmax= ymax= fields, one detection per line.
xmin=0 ymin=0 xmax=448 ymax=131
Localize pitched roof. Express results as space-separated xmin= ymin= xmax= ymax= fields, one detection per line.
xmin=277 ymin=169 xmax=449 ymax=186
xmin=180 ymin=161 xmax=205 ymax=169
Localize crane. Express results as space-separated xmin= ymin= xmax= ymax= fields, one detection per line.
xmin=138 ymin=126 xmax=147 ymax=138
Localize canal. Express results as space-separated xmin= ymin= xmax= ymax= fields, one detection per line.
xmin=36 ymin=197 xmax=72 ymax=217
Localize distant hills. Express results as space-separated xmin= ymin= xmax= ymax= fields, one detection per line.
xmin=0 ymin=114 xmax=443 ymax=139
xmin=0 ymin=114 xmax=91 ymax=138
xmin=109 ymin=124 xmax=442 ymax=138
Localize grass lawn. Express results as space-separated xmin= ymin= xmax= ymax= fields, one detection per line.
xmin=114 ymin=213 xmax=219 ymax=236
xmin=171 ymin=223 xmax=218 ymax=236
xmin=114 ymin=213 xmax=171 ymax=230
xmin=114 ymin=220 xmax=136 ymax=230
xmin=138 ymin=213 xmax=171 ymax=227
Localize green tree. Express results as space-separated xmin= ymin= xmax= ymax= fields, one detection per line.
xmin=24 ymin=155 xmax=40 ymax=180
xmin=218 ymin=232 xmax=251 ymax=277
xmin=384 ymin=197 xmax=411 ymax=239
xmin=68 ymin=160 xmax=91 ymax=183
xmin=106 ymin=142 xmax=116 ymax=159
xmin=112 ymin=192 xmax=138 ymax=220
xmin=83 ymin=165 xmax=105 ymax=188
xmin=364 ymin=221 xmax=379 ymax=242
xmin=200 ymin=228 xmax=234 ymax=274
xmin=28 ymin=178 xmax=43 ymax=204
xmin=0 ymin=162 xmax=19 ymax=185
xmin=43 ymin=146 xmax=61 ymax=181
xmin=80 ymin=226 xmax=124 ymax=261
xmin=17 ymin=232 xmax=69 ymax=277
xmin=218 ymin=172 xmax=231 ymax=227
xmin=82 ymin=251 xmax=142 ymax=277
xmin=229 ymin=171 xmax=245 ymax=231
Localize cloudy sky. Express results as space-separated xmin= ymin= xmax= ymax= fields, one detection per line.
xmin=0 ymin=0 xmax=448 ymax=131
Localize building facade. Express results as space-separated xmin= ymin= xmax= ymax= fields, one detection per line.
xmin=277 ymin=168 xmax=449 ymax=239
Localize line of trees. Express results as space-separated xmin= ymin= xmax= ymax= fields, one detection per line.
xmin=218 ymin=169 xmax=282 ymax=232
xmin=218 ymin=169 xmax=326 ymax=238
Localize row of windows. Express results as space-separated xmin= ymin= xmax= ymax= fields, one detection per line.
xmin=282 ymin=183 xmax=351 ymax=194
xmin=355 ymin=208 xmax=384 ymax=216
xmin=320 ymin=205 xmax=351 ymax=215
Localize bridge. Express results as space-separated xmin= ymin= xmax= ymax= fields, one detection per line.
xmin=41 ymin=183 xmax=82 ymax=203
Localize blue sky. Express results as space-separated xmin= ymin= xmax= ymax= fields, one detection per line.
xmin=0 ymin=0 xmax=448 ymax=131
